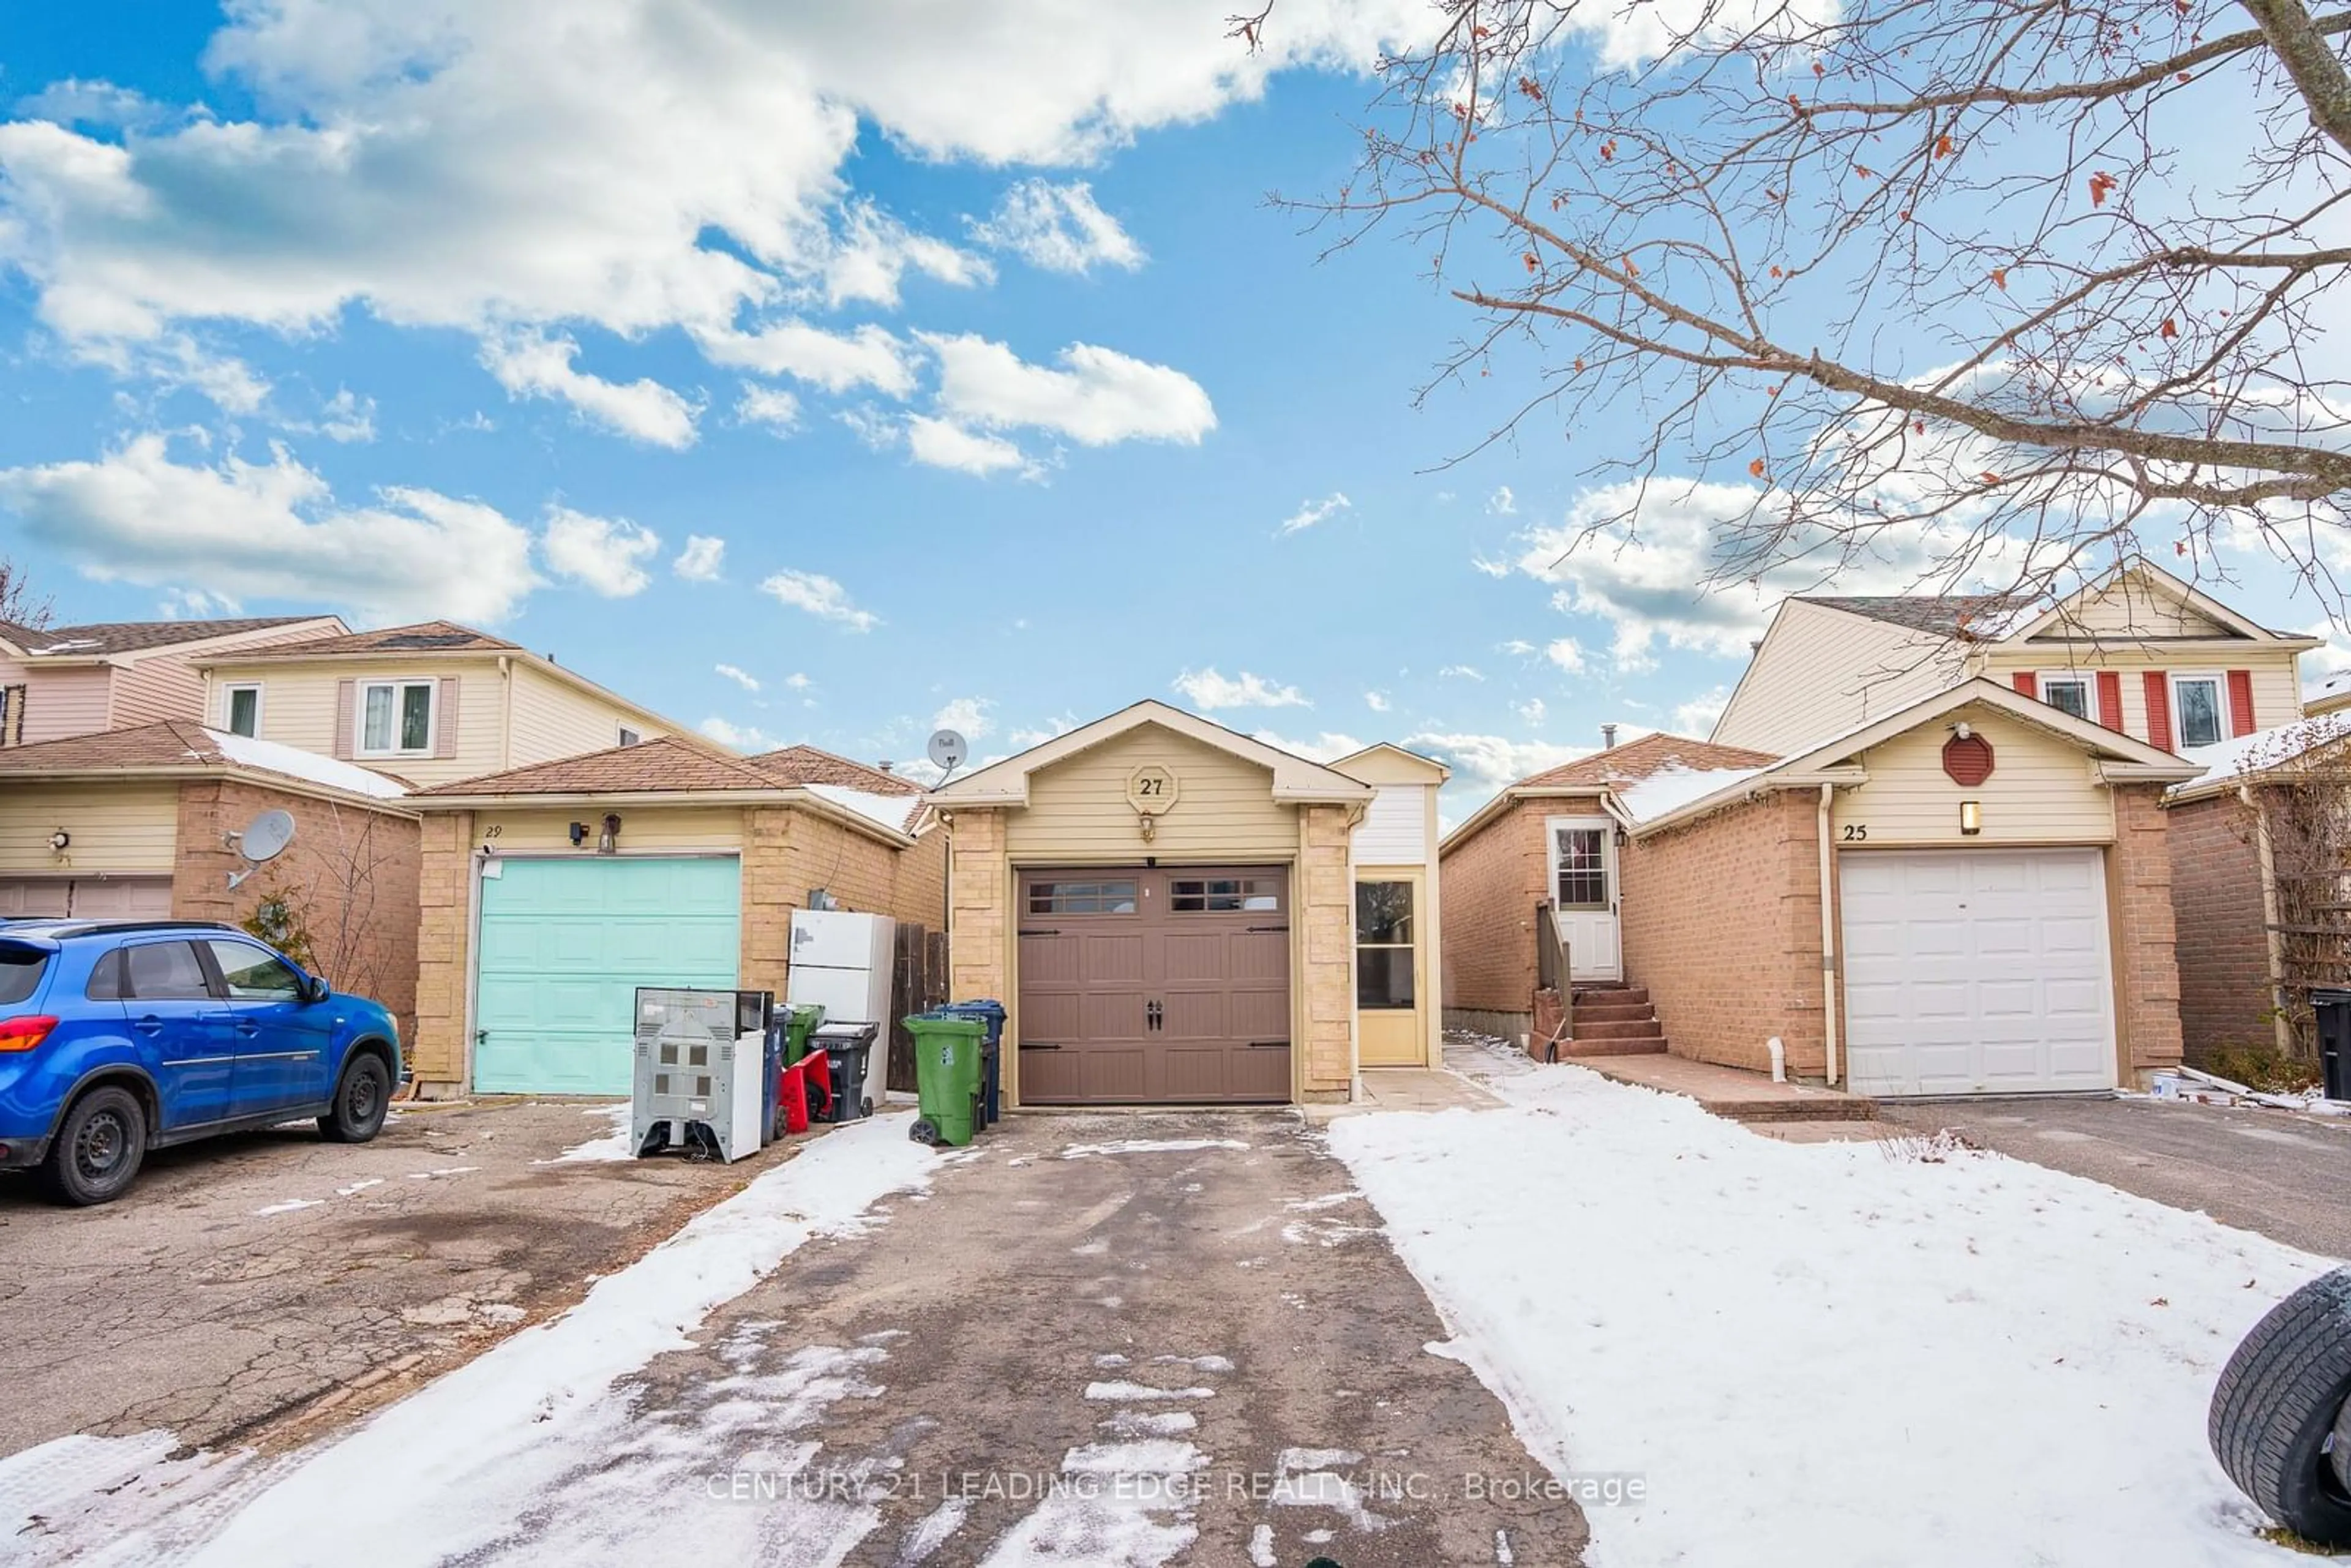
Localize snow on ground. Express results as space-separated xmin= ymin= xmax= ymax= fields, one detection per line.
xmin=533 ymin=1101 xmax=634 ymax=1163
xmin=1327 ymin=1050 xmax=2334 ymax=1568
xmin=5 ymin=1116 xmax=936 ymax=1567
xmin=1059 ymin=1138 xmax=1250 ymax=1160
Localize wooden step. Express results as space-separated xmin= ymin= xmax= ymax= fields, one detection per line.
xmin=1559 ymin=1037 xmax=1670 ymax=1057
xmin=1575 ymin=1017 xmax=1665 ymax=1041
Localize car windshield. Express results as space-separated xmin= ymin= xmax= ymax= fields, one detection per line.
xmin=0 ymin=942 xmax=49 ymax=1006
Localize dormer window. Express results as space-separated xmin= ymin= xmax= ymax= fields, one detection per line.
xmin=2170 ymin=673 xmax=2224 ymax=750
xmin=223 ymin=683 xmax=262 ymax=738
xmin=359 ymin=680 xmax=437 ymax=756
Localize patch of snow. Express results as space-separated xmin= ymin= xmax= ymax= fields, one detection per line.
xmin=333 ymin=1179 xmax=383 ymax=1197
xmin=1284 ymin=1191 xmax=1360 ymax=1212
xmin=1151 ymin=1354 xmax=1234 ymax=1373
xmin=1084 ymin=1382 xmax=1214 ymax=1403
xmin=1612 ymin=762 xmax=1766 ymax=826
xmin=1102 ymin=1411 xmax=1197 ymax=1439
xmin=1248 ymin=1521 xmax=1278 ymax=1567
xmin=1059 ymin=1138 xmax=1250 ymax=1160
xmin=205 ymin=729 xmax=410 ymax=800
xmin=405 ymin=1166 xmax=479 ymax=1179
xmin=898 ymin=1496 xmax=970 ymax=1562
xmin=804 ymin=782 xmax=918 ymax=836
xmin=533 ymin=1103 xmax=632 ymax=1164
xmin=1093 ymin=1352 xmax=1130 ymax=1368
xmin=976 ymin=1434 xmax=1206 ymax=1568
xmin=2170 ymin=712 xmax=2351 ymax=797
xmin=251 ymin=1198 xmax=322 ymax=1217
xmin=1494 ymin=1526 xmax=1515 ymax=1564
xmin=1326 ymin=1063 xmax=2331 ymax=1567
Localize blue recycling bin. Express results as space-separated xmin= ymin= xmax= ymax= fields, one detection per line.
xmin=939 ymin=1000 xmax=1007 ymax=1127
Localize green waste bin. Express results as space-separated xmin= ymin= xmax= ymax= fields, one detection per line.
xmin=904 ymin=1013 xmax=986 ymax=1147
xmin=782 ymin=1002 xmax=827 ymax=1065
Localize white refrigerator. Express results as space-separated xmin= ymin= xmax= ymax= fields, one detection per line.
xmin=786 ymin=909 xmax=898 ymax=1027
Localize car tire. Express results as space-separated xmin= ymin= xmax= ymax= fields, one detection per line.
xmin=2210 ymin=1267 xmax=2351 ymax=1545
xmin=319 ymin=1052 xmax=391 ymax=1144
xmin=40 ymin=1085 xmax=148 ymax=1207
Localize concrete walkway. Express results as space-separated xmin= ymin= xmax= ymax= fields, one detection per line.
xmin=1565 ymin=1052 xmax=1879 ymax=1123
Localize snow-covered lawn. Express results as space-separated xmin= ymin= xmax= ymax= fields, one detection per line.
xmin=1327 ymin=1049 xmax=2335 ymax=1568
xmin=0 ymin=1115 xmax=938 ymax=1567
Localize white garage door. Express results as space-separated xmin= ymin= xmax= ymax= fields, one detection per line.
xmin=1840 ymin=849 xmax=2115 ymax=1097
xmin=0 ymin=877 xmax=173 ymax=919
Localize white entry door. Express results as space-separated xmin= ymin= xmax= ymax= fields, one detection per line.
xmin=1840 ymin=849 xmax=2116 ymax=1096
xmin=1545 ymin=817 xmax=1621 ymax=982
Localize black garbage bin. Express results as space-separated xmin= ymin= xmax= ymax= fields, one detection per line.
xmin=939 ymin=1000 xmax=1007 ymax=1127
xmin=811 ymin=1021 xmax=880 ymax=1122
xmin=2315 ymin=989 xmax=2351 ymax=1101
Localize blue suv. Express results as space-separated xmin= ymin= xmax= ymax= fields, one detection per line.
xmin=0 ymin=920 xmax=403 ymax=1206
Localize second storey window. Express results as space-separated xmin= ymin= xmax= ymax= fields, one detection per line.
xmin=360 ymin=680 xmax=436 ymax=756
xmin=2172 ymin=674 xmax=2224 ymax=749
xmin=223 ymin=684 xmax=262 ymax=738
xmin=2038 ymin=673 xmax=2090 ymax=721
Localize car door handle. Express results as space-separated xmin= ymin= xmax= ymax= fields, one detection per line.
xmin=134 ymin=1016 xmax=164 ymax=1036
xmin=234 ymin=1019 xmax=260 ymax=1037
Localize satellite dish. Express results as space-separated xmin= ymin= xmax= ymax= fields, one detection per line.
xmin=927 ymin=729 xmax=969 ymax=773
xmin=239 ymin=809 xmax=297 ymax=865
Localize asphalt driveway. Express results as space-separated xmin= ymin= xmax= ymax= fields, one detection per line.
xmin=1882 ymin=1095 xmax=2351 ymax=1258
xmin=0 ymin=1098 xmax=768 ymax=1455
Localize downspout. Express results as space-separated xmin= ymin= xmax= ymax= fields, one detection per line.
xmin=1817 ymin=782 xmax=1841 ymax=1087
xmin=497 ymin=655 xmax=514 ymax=768
xmin=2240 ymin=784 xmax=2297 ymax=1058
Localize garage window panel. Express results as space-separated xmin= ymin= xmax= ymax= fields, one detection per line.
xmin=1028 ymin=880 xmax=1139 ymax=915
xmin=1169 ymin=876 xmax=1280 ymax=913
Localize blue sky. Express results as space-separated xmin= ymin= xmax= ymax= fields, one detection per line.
xmin=0 ymin=2 xmax=2339 ymax=816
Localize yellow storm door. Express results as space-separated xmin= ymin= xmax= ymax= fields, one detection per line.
xmin=1355 ymin=874 xmax=1427 ymax=1067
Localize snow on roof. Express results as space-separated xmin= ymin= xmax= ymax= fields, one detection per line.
xmin=2169 ymin=713 xmax=2351 ymax=798
xmin=805 ymin=782 xmax=920 ymax=836
xmin=1613 ymin=763 xmax=1768 ymax=825
xmin=206 ymin=730 xmax=411 ymax=800
xmin=2306 ymin=668 xmax=2351 ymax=705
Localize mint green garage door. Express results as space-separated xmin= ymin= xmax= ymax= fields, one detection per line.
xmin=473 ymin=857 xmax=741 ymax=1095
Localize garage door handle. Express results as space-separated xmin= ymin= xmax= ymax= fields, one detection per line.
xmin=1019 ymin=1041 xmax=1061 ymax=1051
xmin=1247 ymin=925 xmax=1288 ymax=933
xmin=1248 ymin=1040 xmax=1289 ymax=1049
xmin=1019 ymin=928 xmax=1060 ymax=937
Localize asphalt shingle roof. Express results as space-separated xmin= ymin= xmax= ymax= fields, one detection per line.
xmin=3 ymin=617 xmax=332 ymax=656
xmin=1516 ymin=732 xmax=1780 ymax=791
xmin=211 ymin=621 xmax=522 ymax=659
xmin=746 ymin=745 xmax=922 ymax=796
xmin=411 ymin=736 xmax=776 ymax=796
xmin=1793 ymin=595 xmax=2034 ymax=640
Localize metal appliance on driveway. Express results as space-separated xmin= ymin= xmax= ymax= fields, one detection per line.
xmin=631 ymin=988 xmax=770 ymax=1162
xmin=786 ymin=910 xmax=896 ymax=1032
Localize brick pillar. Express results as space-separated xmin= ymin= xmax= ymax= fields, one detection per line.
xmin=947 ymin=809 xmax=1009 ymax=1004
xmin=741 ymin=806 xmax=795 ymax=1001
xmin=412 ymin=810 xmax=473 ymax=1095
xmin=1298 ymin=803 xmax=1356 ymax=1099
xmin=2113 ymin=784 xmax=2184 ymax=1083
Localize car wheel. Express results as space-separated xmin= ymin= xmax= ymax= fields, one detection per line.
xmin=319 ymin=1052 xmax=391 ymax=1144
xmin=40 ymin=1085 xmax=148 ymax=1207
xmin=2210 ymin=1267 xmax=2351 ymax=1545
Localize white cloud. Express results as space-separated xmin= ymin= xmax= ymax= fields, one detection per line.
xmin=1364 ymin=690 xmax=1391 ymax=713
xmin=1487 ymin=486 xmax=1517 ymax=516
xmin=1439 ymin=664 xmax=1485 ymax=681
xmin=819 ymin=199 xmax=993 ymax=310
xmin=316 ymin=388 xmax=376 ymax=443
xmin=1517 ymin=697 xmax=1547 ymax=725
xmin=673 ymin=534 xmax=726 ymax=581
xmin=1545 ymin=638 xmax=1586 ymax=675
xmin=1251 ymin=729 xmax=1367 ymax=764
xmin=782 ymin=672 xmax=814 ymax=691
xmin=1673 ymin=685 xmax=1732 ymax=736
xmin=969 ymin=179 xmax=1145 ymax=275
xmin=479 ymin=329 xmax=698 ymax=448
xmin=1404 ymin=731 xmax=1591 ymax=794
xmin=1008 ymin=712 xmax=1080 ymax=749
xmin=0 ymin=432 xmax=538 ymax=624
xmin=715 ymin=663 xmax=760 ymax=692
xmin=904 ymin=415 xmax=1041 ymax=479
xmin=924 ymin=333 xmax=1215 ymax=446
xmin=762 ymin=568 xmax=878 ymax=631
xmin=1276 ymin=492 xmax=1351 ymax=537
xmin=1471 ymin=555 xmax=1512 ymax=579
xmin=932 ymin=696 xmax=995 ymax=740
xmin=157 ymin=586 xmax=242 ymax=618
xmin=692 ymin=322 xmax=917 ymax=397
xmin=1498 ymin=639 xmax=1537 ymax=657
xmin=734 ymin=384 xmax=800 ymax=436
xmin=699 ymin=716 xmax=781 ymax=752
xmin=1172 ymin=667 xmax=1310 ymax=710
xmin=541 ymin=508 xmax=661 ymax=598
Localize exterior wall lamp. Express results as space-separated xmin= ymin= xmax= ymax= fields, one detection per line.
xmin=1960 ymin=800 xmax=1983 ymax=836
xmin=598 ymin=812 xmax=622 ymax=854
xmin=48 ymin=829 xmax=69 ymax=853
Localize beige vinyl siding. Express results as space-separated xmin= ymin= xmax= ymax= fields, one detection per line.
xmin=1002 ymin=726 xmax=1300 ymax=859
xmin=1973 ymin=647 xmax=2302 ymax=743
xmin=111 ymin=652 xmax=206 ymax=727
xmin=208 ymin=659 xmax=507 ymax=786
xmin=506 ymin=663 xmax=664 ymax=767
xmin=0 ymin=782 xmax=180 ymax=872
xmin=2029 ymin=576 xmax=2233 ymax=639
xmin=465 ymin=806 xmax=746 ymax=853
xmin=1831 ymin=703 xmax=2114 ymax=846
xmin=1713 ymin=601 xmax=1965 ymax=754
xmin=1352 ymin=784 xmax=1427 ymax=863
xmin=20 ymin=666 xmax=115 ymax=745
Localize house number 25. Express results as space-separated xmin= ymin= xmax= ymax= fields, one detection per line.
xmin=1841 ymin=823 xmax=1867 ymax=841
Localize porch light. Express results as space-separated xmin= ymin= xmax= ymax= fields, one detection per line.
xmin=1960 ymin=800 xmax=1982 ymax=836
xmin=47 ymin=829 xmax=68 ymax=852
xmin=598 ymin=812 xmax=623 ymax=854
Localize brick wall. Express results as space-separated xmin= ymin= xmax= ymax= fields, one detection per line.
xmin=1298 ymin=802 xmax=1355 ymax=1100
xmin=2164 ymin=793 xmax=2273 ymax=1064
xmin=1619 ymin=790 xmax=1828 ymax=1075
xmin=171 ymin=781 xmax=422 ymax=1043
xmin=410 ymin=811 xmax=471 ymax=1092
xmin=741 ymin=808 xmax=947 ymax=1000
xmin=1439 ymin=795 xmax=1599 ymax=1016
xmin=946 ymin=809 xmax=1009 ymax=1005
xmin=2113 ymin=784 xmax=2186 ymax=1081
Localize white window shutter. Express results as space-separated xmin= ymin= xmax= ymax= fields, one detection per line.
xmin=332 ymin=680 xmax=355 ymax=760
xmin=435 ymin=676 xmax=460 ymax=758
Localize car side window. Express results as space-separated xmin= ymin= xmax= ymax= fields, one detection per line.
xmin=85 ymin=948 xmax=127 ymax=1002
xmin=204 ymin=940 xmax=304 ymax=1002
xmin=124 ymin=941 xmax=213 ymax=1001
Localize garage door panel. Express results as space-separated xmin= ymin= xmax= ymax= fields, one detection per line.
xmin=1161 ymin=933 xmax=1226 ymax=982
xmin=1081 ymin=991 xmax=1148 ymax=1040
xmin=1084 ymin=1048 xmax=1151 ymax=1100
xmin=1840 ymin=848 xmax=2115 ymax=1097
xmin=1230 ymin=932 xmax=1287 ymax=981
xmin=1084 ymin=935 xmax=1146 ymax=984
xmin=1021 ymin=935 xmax=1084 ymax=986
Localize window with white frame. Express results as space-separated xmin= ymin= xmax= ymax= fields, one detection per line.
xmin=223 ymin=683 xmax=263 ymax=738
xmin=359 ymin=680 xmax=436 ymax=756
xmin=2037 ymin=672 xmax=2091 ymax=721
xmin=1548 ymin=821 xmax=1611 ymax=910
xmin=2170 ymin=672 xmax=2225 ymax=749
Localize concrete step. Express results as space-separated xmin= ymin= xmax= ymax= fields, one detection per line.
xmin=1559 ymin=1037 xmax=1671 ymax=1057
xmin=1575 ymin=1018 xmax=1666 ymax=1041
xmin=1573 ymin=1001 xmax=1657 ymax=1025
xmin=1572 ymin=985 xmax=1649 ymax=1008
xmin=1709 ymin=1096 xmax=1880 ymax=1124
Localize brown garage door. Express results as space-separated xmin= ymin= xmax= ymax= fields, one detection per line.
xmin=0 ymin=877 xmax=173 ymax=919
xmin=1017 ymin=865 xmax=1291 ymax=1105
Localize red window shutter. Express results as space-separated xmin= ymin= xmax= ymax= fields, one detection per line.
xmin=332 ymin=679 xmax=356 ymax=760
xmin=2227 ymin=670 xmax=2256 ymax=737
xmin=2095 ymin=670 xmax=2123 ymax=731
xmin=2143 ymin=670 xmax=2173 ymax=752
xmin=2011 ymin=671 xmax=2038 ymax=699
xmin=434 ymin=676 xmax=460 ymax=758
